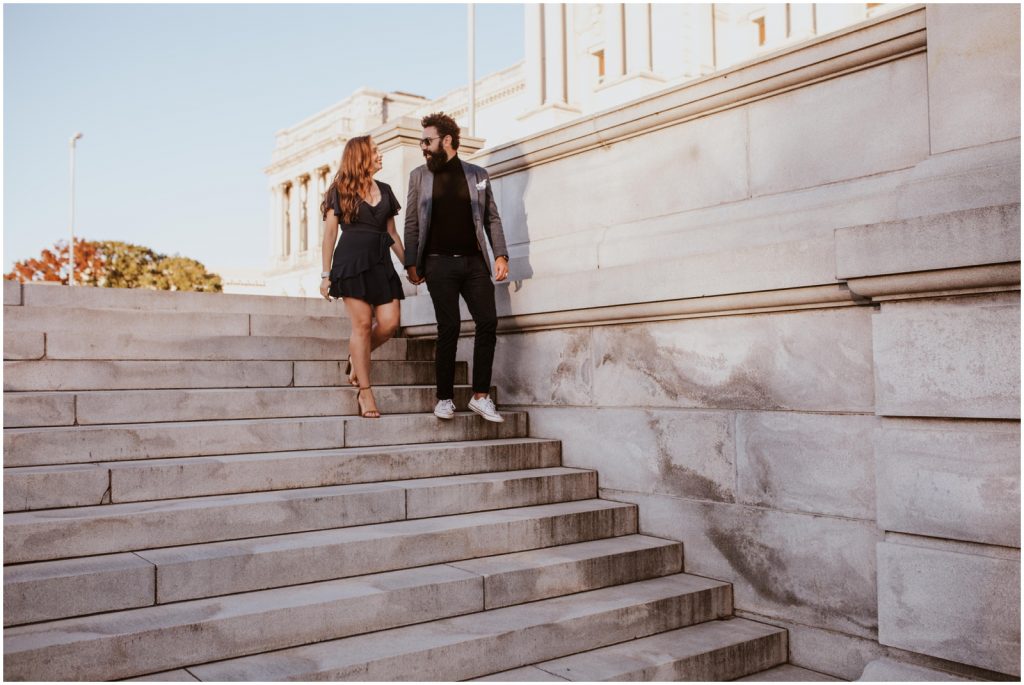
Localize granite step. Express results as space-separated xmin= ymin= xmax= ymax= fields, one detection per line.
xmin=3 ymin=409 xmax=520 ymax=467
xmin=5 ymin=563 xmax=724 ymax=683
xmin=181 ymin=573 xmax=733 ymax=681
xmin=10 ymin=281 xmax=341 ymax=316
xmin=3 ymin=358 xmax=458 ymax=391
xmin=736 ymin=663 xmax=843 ymax=681
xmin=3 ymin=563 xmax=482 ymax=682
xmin=490 ymin=617 xmax=787 ymax=681
xmin=4 ymin=437 xmax=561 ymax=511
xmin=4 ymin=305 xmax=353 ymax=339
xmin=3 ymin=468 xmax=596 ymax=563
xmin=4 ymin=383 xmax=489 ymax=428
xmin=15 ymin=331 xmax=434 ymax=361
xmin=4 ymin=499 xmax=638 ymax=624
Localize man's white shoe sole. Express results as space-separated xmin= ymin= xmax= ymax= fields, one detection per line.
xmin=469 ymin=404 xmax=505 ymax=423
xmin=434 ymin=410 xmax=455 ymax=420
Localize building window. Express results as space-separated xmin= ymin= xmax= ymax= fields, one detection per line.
xmin=592 ymin=48 xmax=606 ymax=83
xmin=753 ymin=15 xmax=767 ymax=47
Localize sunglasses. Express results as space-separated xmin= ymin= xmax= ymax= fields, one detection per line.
xmin=420 ymin=135 xmax=446 ymax=147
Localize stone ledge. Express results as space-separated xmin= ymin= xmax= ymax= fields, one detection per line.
xmin=836 ymin=204 xmax=1021 ymax=279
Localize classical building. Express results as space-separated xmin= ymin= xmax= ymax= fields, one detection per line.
xmin=253 ymin=3 xmax=904 ymax=296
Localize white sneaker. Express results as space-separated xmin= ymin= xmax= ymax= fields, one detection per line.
xmin=468 ymin=395 xmax=504 ymax=423
xmin=434 ymin=399 xmax=456 ymax=420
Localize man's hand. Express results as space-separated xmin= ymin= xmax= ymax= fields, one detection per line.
xmin=406 ymin=266 xmax=424 ymax=285
xmin=494 ymin=257 xmax=509 ymax=282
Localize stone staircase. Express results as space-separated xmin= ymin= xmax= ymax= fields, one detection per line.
xmin=2 ymin=283 xmax=828 ymax=681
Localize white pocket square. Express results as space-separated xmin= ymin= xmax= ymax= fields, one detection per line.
xmin=475 ymin=179 xmax=488 ymax=191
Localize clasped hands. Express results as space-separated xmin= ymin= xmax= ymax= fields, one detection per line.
xmin=406 ymin=257 xmax=508 ymax=285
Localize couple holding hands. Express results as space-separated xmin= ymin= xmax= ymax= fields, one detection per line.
xmin=319 ymin=112 xmax=508 ymax=422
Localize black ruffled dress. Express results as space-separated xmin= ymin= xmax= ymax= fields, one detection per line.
xmin=323 ymin=182 xmax=405 ymax=305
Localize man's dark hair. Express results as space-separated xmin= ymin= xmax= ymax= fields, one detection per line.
xmin=421 ymin=112 xmax=461 ymax=150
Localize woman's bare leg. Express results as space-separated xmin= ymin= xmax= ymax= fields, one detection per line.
xmin=370 ymin=299 xmax=401 ymax=349
xmin=343 ymin=297 xmax=378 ymax=415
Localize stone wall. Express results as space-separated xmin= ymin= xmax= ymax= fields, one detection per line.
xmin=400 ymin=4 xmax=1021 ymax=678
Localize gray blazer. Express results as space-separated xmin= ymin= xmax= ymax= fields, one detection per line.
xmin=403 ymin=159 xmax=509 ymax=277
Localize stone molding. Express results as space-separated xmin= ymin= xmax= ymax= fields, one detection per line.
xmin=471 ymin=5 xmax=926 ymax=177
xmin=846 ymin=263 xmax=1021 ymax=302
xmin=402 ymin=283 xmax=865 ymax=337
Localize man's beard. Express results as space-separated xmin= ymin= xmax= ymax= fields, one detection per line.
xmin=424 ymin=149 xmax=448 ymax=173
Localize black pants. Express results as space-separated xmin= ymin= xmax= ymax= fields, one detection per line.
xmin=424 ymin=254 xmax=497 ymax=400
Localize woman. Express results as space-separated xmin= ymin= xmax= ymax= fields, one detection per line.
xmin=320 ymin=136 xmax=406 ymax=418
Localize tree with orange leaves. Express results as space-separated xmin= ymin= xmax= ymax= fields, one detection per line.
xmin=5 ymin=238 xmax=221 ymax=292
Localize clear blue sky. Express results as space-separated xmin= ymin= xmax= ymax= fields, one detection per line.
xmin=3 ymin=3 xmax=524 ymax=273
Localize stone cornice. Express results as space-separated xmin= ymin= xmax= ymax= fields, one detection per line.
xmin=470 ymin=5 xmax=927 ymax=176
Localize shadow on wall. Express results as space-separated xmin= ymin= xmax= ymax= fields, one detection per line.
xmin=492 ymin=140 xmax=531 ymax=319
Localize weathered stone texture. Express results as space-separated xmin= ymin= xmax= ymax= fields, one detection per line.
xmin=748 ymin=55 xmax=928 ymax=196
xmin=602 ymin=489 xmax=882 ymax=639
xmin=736 ymin=412 xmax=876 ymax=520
xmin=877 ymin=541 xmax=1020 ymax=676
xmin=523 ymin=406 xmax=736 ymax=503
xmin=873 ymin=293 xmax=1020 ymax=419
xmin=589 ymin=308 xmax=874 ymax=412
xmin=876 ymin=418 xmax=1020 ymax=547
xmin=927 ymin=4 xmax=1021 ymax=153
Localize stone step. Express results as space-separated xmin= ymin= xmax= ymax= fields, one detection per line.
xmin=736 ymin=663 xmax=843 ymax=681
xmin=448 ymin=535 xmax=683 ymax=609
xmin=4 ymin=383 xmax=489 ymax=429
xmin=4 ymin=410 xmax=524 ymax=467
xmin=3 ymin=358 xmax=456 ymax=392
xmin=11 ymin=281 xmax=340 ymax=316
xmin=3 ymin=563 xmax=481 ymax=682
xmin=293 ymin=359 xmax=454 ymax=387
xmin=5 ymin=499 xmax=637 ymax=624
xmin=501 ymin=617 xmax=787 ymax=681
xmin=4 ymin=438 xmax=560 ymax=511
xmin=3 ymin=468 xmax=595 ymax=563
xmin=181 ymin=573 xmax=733 ymax=681
xmin=7 ymin=331 xmax=434 ymax=361
xmin=4 ymin=304 xmax=353 ymax=339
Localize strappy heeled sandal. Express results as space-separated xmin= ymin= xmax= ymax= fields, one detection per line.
xmin=356 ymin=386 xmax=380 ymax=419
xmin=344 ymin=356 xmax=358 ymax=386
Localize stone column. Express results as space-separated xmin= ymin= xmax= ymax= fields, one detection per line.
xmin=298 ymin=175 xmax=310 ymax=254
xmin=603 ymin=3 xmax=626 ymax=80
xmin=269 ymin=186 xmax=280 ymax=261
xmin=281 ymin=182 xmax=292 ymax=259
xmin=624 ymin=3 xmax=652 ymax=74
xmin=789 ymin=3 xmax=816 ymax=41
xmin=543 ymin=3 xmax=568 ymax=106
xmin=524 ymin=4 xmax=546 ymax=109
xmin=316 ymin=168 xmax=328 ymax=247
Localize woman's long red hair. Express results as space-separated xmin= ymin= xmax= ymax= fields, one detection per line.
xmin=322 ymin=136 xmax=375 ymax=224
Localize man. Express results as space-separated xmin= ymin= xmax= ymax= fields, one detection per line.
xmin=404 ymin=112 xmax=509 ymax=423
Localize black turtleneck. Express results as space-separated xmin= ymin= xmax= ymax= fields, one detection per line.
xmin=425 ymin=154 xmax=481 ymax=256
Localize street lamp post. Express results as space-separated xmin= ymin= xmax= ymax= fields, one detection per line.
xmin=69 ymin=132 xmax=83 ymax=286
xmin=467 ymin=4 xmax=476 ymax=136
